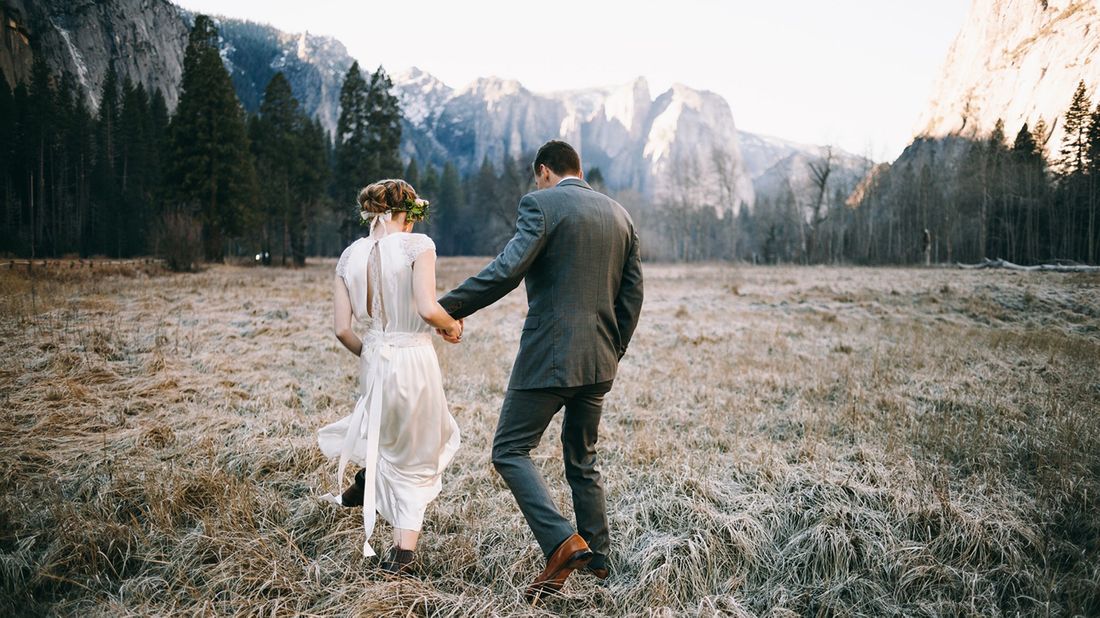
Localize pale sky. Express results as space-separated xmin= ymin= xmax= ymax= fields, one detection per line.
xmin=175 ymin=0 xmax=971 ymax=162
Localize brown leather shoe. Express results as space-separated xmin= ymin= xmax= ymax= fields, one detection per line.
xmin=524 ymin=533 xmax=593 ymax=604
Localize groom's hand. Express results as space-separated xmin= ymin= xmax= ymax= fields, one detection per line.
xmin=437 ymin=318 xmax=464 ymax=344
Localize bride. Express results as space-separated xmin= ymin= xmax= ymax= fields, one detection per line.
xmin=316 ymin=178 xmax=462 ymax=576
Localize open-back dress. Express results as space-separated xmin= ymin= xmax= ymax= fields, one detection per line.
xmin=317 ymin=216 xmax=461 ymax=557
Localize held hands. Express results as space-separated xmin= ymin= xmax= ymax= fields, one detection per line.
xmin=436 ymin=318 xmax=463 ymax=344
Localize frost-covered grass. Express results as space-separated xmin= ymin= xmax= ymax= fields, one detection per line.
xmin=1 ymin=260 xmax=1098 ymax=616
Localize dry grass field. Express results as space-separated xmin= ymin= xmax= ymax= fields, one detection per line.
xmin=1 ymin=258 xmax=1098 ymax=617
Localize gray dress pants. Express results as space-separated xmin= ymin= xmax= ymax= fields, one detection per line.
xmin=490 ymin=379 xmax=614 ymax=569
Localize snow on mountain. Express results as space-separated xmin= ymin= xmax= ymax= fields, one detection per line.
xmin=209 ymin=18 xmax=354 ymax=137
xmin=393 ymin=66 xmax=453 ymax=128
xmin=394 ymin=71 xmax=760 ymax=215
xmin=915 ymin=0 xmax=1100 ymax=153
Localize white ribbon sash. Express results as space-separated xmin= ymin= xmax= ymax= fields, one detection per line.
xmin=318 ymin=329 xmax=432 ymax=557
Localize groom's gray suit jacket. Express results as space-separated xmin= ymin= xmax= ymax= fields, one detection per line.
xmin=438 ymin=177 xmax=643 ymax=390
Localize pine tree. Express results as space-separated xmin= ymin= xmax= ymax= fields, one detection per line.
xmin=333 ymin=61 xmax=371 ymax=242
xmin=251 ymin=72 xmax=326 ymax=266
xmin=990 ymin=118 xmax=1007 ymax=149
xmin=7 ymin=78 xmax=30 ymax=254
xmin=496 ymin=154 xmax=525 ymax=242
xmin=1086 ymin=103 xmax=1100 ymax=262
xmin=147 ymin=88 xmax=169 ymax=213
xmin=986 ymin=119 xmax=1011 ymax=260
xmin=1011 ymin=123 xmax=1049 ymax=262
xmin=1027 ymin=118 xmax=1057 ymax=260
xmin=1031 ymin=119 xmax=1049 ymax=158
xmin=1059 ymin=80 xmax=1091 ymax=177
xmin=1013 ymin=123 xmax=1040 ymax=161
xmin=50 ymin=70 xmax=82 ymax=256
xmin=420 ymin=163 xmax=439 ymax=200
xmin=25 ymin=57 xmax=58 ymax=258
xmin=404 ymin=158 xmax=419 ymax=187
xmin=418 ymin=162 xmax=439 ymax=237
xmin=252 ymin=72 xmax=301 ymax=264
xmin=364 ymin=66 xmax=403 ymax=179
xmin=295 ymin=116 xmax=329 ymax=264
xmin=473 ymin=156 xmax=499 ymax=249
xmin=118 ymin=78 xmax=154 ymax=256
xmin=168 ymin=14 xmax=259 ymax=261
xmin=0 ymin=67 xmax=12 ymax=253
xmin=334 ymin=62 xmax=370 ymax=193
xmin=437 ymin=161 xmax=463 ymax=254
xmin=66 ymin=76 xmax=95 ymax=256
xmin=1053 ymin=82 xmax=1094 ymax=260
xmin=90 ymin=65 xmax=120 ymax=255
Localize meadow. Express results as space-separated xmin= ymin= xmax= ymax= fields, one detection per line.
xmin=1 ymin=258 xmax=1097 ymax=617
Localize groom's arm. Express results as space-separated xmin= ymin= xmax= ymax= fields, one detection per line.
xmin=613 ymin=225 xmax=643 ymax=360
xmin=438 ymin=194 xmax=547 ymax=320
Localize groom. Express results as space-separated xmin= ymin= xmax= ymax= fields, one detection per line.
xmin=438 ymin=139 xmax=643 ymax=602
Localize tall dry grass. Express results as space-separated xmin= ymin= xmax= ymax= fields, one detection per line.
xmin=1 ymin=260 xmax=1097 ymax=616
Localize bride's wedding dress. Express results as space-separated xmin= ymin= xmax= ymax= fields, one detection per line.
xmin=317 ymin=216 xmax=461 ymax=557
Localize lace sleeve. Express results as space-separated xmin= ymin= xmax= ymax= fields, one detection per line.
xmin=336 ymin=243 xmax=354 ymax=279
xmin=403 ymin=234 xmax=437 ymax=267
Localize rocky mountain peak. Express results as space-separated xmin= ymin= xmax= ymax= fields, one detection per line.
xmin=459 ymin=75 xmax=527 ymax=101
xmin=598 ymin=76 xmax=651 ymax=137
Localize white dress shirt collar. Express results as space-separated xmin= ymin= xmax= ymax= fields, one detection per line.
xmin=556 ymin=175 xmax=581 ymax=185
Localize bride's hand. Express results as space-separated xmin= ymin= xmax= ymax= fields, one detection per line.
xmin=438 ymin=319 xmax=463 ymax=344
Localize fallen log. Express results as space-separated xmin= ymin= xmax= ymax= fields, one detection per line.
xmin=956 ymin=257 xmax=1100 ymax=272
xmin=0 ymin=258 xmax=166 ymax=269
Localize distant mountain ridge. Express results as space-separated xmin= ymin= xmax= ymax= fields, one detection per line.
xmin=391 ymin=69 xmax=872 ymax=212
xmin=392 ymin=71 xmax=760 ymax=211
xmin=0 ymin=0 xmax=868 ymax=213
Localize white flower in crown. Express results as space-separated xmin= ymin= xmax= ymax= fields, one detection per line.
xmin=397 ymin=197 xmax=431 ymax=222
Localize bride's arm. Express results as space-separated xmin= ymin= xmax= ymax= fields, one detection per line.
xmin=333 ymin=275 xmax=363 ymax=356
xmin=412 ymin=250 xmax=461 ymax=337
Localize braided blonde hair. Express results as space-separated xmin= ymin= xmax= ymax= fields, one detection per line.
xmin=357 ymin=179 xmax=418 ymax=216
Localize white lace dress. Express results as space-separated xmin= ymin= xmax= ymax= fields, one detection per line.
xmin=317 ymin=224 xmax=461 ymax=557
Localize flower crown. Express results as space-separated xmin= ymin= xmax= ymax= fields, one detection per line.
xmin=359 ymin=197 xmax=431 ymax=226
xmin=396 ymin=197 xmax=431 ymax=222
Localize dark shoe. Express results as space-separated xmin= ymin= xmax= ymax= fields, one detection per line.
xmin=380 ymin=546 xmax=417 ymax=577
xmin=340 ymin=468 xmax=366 ymax=507
xmin=584 ymin=565 xmax=609 ymax=580
xmin=524 ymin=533 xmax=593 ymax=604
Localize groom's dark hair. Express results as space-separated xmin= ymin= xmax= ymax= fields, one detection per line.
xmin=533 ymin=140 xmax=581 ymax=176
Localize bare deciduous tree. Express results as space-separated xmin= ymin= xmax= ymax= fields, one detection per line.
xmin=805 ymin=146 xmax=834 ymax=262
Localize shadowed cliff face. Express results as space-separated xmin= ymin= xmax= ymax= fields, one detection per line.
xmin=0 ymin=0 xmax=189 ymax=108
xmin=0 ymin=0 xmax=351 ymax=133
xmin=916 ymin=0 xmax=1100 ymax=152
xmin=0 ymin=0 xmax=34 ymax=88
